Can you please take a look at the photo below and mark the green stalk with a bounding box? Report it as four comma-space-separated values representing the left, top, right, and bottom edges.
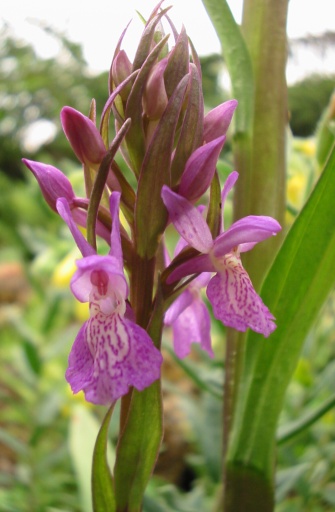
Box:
240, 0, 288, 288
223, 2, 289, 510
203, 1, 289, 510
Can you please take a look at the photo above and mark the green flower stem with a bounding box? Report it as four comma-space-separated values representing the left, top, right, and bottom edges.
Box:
203, 1, 289, 510
222, 2, 289, 510
240, 0, 289, 288
92, 404, 116, 512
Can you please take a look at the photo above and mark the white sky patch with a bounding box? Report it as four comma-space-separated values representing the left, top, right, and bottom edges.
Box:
20, 119, 57, 152
1, 0, 334, 79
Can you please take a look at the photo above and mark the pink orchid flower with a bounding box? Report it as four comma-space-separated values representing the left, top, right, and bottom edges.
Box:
56, 192, 162, 405
161, 172, 281, 337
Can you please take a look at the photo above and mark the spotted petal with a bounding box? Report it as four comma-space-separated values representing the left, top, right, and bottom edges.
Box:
206, 254, 276, 337
66, 313, 163, 405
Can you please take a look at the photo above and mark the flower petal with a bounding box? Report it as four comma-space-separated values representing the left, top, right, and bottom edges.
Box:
178, 136, 226, 202
167, 254, 214, 284
56, 198, 96, 258
70, 255, 127, 303
161, 186, 213, 253
66, 313, 162, 405
66, 322, 94, 394
206, 255, 276, 337
172, 295, 213, 358
221, 171, 239, 207
212, 215, 281, 258
165, 289, 194, 325
203, 99, 238, 143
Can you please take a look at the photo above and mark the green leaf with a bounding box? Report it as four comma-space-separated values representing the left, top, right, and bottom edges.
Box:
227, 144, 335, 477
92, 404, 116, 512
113, 382, 163, 511
277, 393, 335, 445
201, 0, 253, 135
69, 406, 103, 512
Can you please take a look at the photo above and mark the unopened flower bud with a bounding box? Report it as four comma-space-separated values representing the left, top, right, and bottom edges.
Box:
61, 107, 107, 166
178, 135, 226, 202
143, 58, 169, 120
111, 50, 133, 101
22, 159, 75, 212
203, 99, 238, 143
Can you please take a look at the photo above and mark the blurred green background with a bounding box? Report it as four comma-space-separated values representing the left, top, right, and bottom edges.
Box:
1, 25, 335, 512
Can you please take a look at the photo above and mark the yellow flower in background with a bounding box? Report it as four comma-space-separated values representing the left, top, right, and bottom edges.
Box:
52, 248, 89, 322
286, 136, 317, 224
52, 248, 80, 288
287, 171, 307, 209
293, 137, 316, 157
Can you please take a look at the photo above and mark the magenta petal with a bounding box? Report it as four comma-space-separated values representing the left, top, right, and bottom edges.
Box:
221, 171, 239, 211
66, 314, 162, 406
206, 257, 276, 337
203, 99, 238, 142
56, 198, 96, 258
66, 322, 94, 394
213, 215, 282, 258
172, 296, 213, 358
22, 159, 75, 212
161, 186, 213, 253
165, 289, 194, 325
167, 254, 214, 284
121, 319, 163, 392
178, 135, 226, 202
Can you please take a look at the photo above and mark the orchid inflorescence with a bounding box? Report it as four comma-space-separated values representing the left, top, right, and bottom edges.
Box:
23, 2, 281, 406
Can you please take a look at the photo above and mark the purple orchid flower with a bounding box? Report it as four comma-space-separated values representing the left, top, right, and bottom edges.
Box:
161, 172, 282, 337
164, 238, 213, 358
56, 192, 162, 405
165, 272, 213, 358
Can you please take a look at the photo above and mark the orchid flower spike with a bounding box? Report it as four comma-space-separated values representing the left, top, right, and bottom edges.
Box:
56, 193, 162, 405
161, 172, 282, 337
